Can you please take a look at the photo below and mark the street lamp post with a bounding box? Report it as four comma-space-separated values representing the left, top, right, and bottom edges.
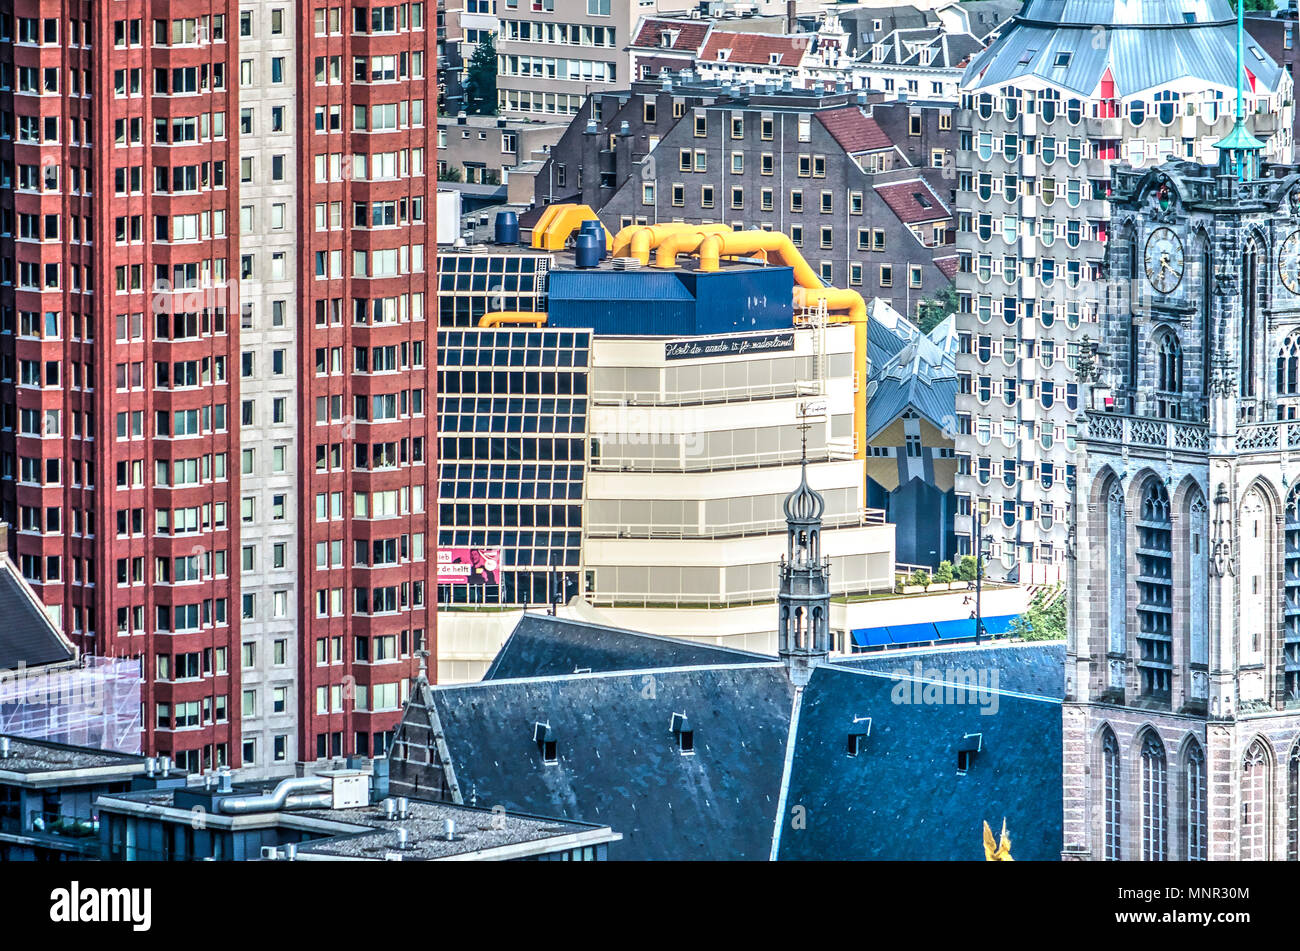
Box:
974, 506, 990, 645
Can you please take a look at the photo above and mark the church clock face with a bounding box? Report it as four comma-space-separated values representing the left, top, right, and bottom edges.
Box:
1144, 227, 1185, 294
1280, 231, 1300, 295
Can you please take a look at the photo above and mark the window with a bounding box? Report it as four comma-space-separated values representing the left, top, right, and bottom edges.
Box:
1242, 739, 1272, 860
1102, 728, 1121, 860
1139, 731, 1167, 861
1187, 740, 1207, 861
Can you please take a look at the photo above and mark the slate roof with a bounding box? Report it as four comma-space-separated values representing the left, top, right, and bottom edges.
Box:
483, 612, 772, 680
779, 661, 1063, 861
0, 559, 75, 671
836, 642, 1066, 699
963, 0, 1283, 98
817, 106, 895, 155
700, 31, 810, 67
957, 0, 1020, 40
390, 613, 1065, 860
630, 17, 711, 53
876, 178, 950, 225
867, 335, 958, 440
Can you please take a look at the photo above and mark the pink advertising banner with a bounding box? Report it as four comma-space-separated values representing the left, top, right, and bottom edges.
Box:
437, 548, 502, 585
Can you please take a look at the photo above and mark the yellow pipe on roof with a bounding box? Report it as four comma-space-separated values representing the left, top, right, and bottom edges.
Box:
653, 227, 738, 269
531, 204, 611, 251
529, 203, 569, 244
478, 311, 548, 328
623, 223, 731, 265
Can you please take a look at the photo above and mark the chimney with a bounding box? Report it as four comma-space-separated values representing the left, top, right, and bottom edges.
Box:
0, 522, 9, 561
787, 0, 797, 34
0, 737, 10, 760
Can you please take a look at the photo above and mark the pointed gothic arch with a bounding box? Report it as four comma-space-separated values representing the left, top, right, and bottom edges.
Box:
1180, 735, 1207, 861
1133, 475, 1173, 699
1100, 724, 1122, 860
1137, 728, 1168, 860
1242, 736, 1274, 860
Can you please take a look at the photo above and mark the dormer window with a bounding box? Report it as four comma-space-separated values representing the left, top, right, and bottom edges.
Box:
846, 717, 871, 755
717, 48, 731, 62
534, 721, 557, 764
659, 30, 678, 48
769, 53, 781, 66
1053, 52, 1071, 69
670, 712, 694, 754
957, 733, 983, 774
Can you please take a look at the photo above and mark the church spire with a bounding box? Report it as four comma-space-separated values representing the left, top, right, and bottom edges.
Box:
777, 428, 830, 686
1214, 0, 1265, 180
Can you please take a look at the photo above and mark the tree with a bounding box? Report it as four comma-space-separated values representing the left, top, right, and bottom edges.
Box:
934, 560, 955, 585
464, 34, 499, 116
437, 166, 463, 183
908, 568, 932, 591
1009, 583, 1067, 641
1230, 0, 1276, 12
916, 283, 958, 334
957, 554, 981, 582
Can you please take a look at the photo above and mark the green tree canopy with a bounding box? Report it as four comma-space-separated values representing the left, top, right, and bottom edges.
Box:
464, 34, 499, 116
1009, 583, 1067, 641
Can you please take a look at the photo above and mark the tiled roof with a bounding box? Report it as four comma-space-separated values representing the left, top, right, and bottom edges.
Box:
699, 31, 808, 67
876, 178, 950, 224
935, 255, 959, 280
816, 106, 894, 154
630, 17, 710, 53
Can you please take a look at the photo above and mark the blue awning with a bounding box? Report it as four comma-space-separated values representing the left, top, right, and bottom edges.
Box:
888, 622, 940, 645
851, 626, 893, 647
934, 618, 975, 640
852, 613, 1026, 648
981, 614, 1022, 636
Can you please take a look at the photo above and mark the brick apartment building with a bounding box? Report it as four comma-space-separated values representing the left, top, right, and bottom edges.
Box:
536, 79, 956, 319
0, 1, 432, 778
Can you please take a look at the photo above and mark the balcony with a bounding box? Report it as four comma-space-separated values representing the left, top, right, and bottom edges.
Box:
1083, 412, 1209, 453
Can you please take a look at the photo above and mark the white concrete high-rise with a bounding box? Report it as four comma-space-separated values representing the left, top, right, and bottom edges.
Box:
951, 0, 1293, 582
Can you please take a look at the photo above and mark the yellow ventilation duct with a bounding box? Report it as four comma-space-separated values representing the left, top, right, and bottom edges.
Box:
530, 204, 611, 252
479, 311, 548, 328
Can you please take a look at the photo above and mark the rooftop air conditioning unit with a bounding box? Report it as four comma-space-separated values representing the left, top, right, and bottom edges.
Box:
260, 846, 284, 860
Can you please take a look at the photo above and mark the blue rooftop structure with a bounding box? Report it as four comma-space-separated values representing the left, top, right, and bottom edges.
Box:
545, 264, 794, 336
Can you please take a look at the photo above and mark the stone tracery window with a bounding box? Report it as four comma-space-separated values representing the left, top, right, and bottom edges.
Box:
1140, 730, 1168, 860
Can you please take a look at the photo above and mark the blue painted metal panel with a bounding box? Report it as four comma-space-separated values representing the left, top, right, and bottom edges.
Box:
545, 265, 793, 337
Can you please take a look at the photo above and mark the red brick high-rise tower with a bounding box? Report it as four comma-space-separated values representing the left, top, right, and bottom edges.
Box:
0, 1, 433, 777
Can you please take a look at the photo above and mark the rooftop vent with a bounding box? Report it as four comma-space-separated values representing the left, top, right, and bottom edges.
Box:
396, 828, 411, 850
0, 737, 9, 760
396, 797, 409, 819
443, 818, 457, 841
609, 257, 643, 270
